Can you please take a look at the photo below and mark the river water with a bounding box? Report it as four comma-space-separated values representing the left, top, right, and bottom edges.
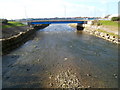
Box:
2, 24, 118, 88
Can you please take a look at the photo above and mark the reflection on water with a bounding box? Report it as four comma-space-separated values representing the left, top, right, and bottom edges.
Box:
3, 24, 118, 88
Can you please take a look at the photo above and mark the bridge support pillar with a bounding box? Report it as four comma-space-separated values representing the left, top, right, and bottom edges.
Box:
77, 23, 84, 31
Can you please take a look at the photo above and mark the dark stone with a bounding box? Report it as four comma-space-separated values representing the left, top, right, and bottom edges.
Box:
26, 68, 30, 71
6, 77, 10, 79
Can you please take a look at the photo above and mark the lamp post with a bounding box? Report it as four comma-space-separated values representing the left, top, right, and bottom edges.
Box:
24, 6, 28, 21
64, 5, 66, 19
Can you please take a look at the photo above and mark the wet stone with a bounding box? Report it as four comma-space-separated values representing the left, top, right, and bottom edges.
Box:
88, 86, 91, 88
38, 59, 40, 62
6, 77, 10, 79
115, 76, 117, 79
86, 74, 91, 76
113, 74, 117, 76
26, 68, 30, 71
49, 75, 53, 79
113, 74, 117, 78
33, 45, 37, 48
64, 58, 68, 61
69, 45, 72, 47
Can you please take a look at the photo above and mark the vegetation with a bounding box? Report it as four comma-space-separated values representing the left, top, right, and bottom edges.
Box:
99, 20, 119, 27
2, 21, 26, 28
2, 19, 8, 24
111, 17, 120, 21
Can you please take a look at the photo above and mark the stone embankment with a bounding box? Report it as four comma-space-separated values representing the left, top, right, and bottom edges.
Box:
84, 25, 120, 44
69, 23, 120, 44
1, 24, 49, 55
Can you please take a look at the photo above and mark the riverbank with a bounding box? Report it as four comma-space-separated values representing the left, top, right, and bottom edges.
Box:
1, 21, 27, 39
69, 23, 120, 44
1, 22, 49, 55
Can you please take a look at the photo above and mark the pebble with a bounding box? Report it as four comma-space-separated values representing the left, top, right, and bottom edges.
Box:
114, 74, 117, 78
81, 86, 84, 88
88, 86, 91, 88
70, 46, 72, 47
26, 68, 30, 71
64, 58, 68, 61
38, 59, 40, 62
113, 74, 117, 76
49, 83, 53, 87
6, 77, 10, 79
65, 72, 68, 77
62, 84, 67, 88
34, 45, 37, 48
86, 74, 91, 76
115, 76, 117, 78
49, 76, 52, 79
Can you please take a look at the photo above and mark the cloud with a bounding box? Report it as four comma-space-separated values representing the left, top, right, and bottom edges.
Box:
0, 0, 118, 19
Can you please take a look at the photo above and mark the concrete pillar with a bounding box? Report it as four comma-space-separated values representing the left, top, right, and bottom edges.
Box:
77, 23, 84, 31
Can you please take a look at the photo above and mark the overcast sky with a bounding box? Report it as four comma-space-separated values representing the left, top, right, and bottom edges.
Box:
0, 0, 119, 19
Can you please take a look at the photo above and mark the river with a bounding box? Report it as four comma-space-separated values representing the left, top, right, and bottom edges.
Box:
2, 24, 118, 88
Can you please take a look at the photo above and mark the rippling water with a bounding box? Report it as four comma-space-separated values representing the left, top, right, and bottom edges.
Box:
2, 24, 119, 88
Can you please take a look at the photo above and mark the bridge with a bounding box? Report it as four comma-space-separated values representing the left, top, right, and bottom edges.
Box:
26, 18, 96, 30
27, 18, 96, 25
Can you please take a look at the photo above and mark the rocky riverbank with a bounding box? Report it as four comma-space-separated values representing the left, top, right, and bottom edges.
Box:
69, 24, 120, 44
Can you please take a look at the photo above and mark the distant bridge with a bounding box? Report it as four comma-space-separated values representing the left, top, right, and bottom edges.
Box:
27, 18, 96, 25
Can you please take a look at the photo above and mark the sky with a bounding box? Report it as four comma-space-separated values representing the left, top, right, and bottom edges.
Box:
0, 0, 119, 19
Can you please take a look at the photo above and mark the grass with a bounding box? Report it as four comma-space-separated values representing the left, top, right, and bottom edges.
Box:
99, 20, 120, 27
97, 29, 120, 38
2, 21, 26, 28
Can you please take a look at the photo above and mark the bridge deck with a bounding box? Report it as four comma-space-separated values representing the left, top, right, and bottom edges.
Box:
29, 21, 88, 24
27, 18, 95, 25
28, 20, 93, 22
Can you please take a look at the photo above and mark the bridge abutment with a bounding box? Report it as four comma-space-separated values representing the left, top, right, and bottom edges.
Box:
77, 23, 84, 31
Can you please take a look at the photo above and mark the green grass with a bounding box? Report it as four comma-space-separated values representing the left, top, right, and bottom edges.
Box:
97, 29, 120, 38
2, 21, 26, 28
99, 20, 119, 27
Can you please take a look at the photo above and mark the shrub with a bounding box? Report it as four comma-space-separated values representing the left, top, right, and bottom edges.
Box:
111, 17, 120, 21
2, 19, 8, 24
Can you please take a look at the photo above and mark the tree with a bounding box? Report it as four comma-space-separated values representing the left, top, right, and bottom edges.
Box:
2, 19, 8, 24
111, 17, 120, 21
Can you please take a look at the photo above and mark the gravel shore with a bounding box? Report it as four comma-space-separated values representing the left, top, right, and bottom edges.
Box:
49, 69, 83, 88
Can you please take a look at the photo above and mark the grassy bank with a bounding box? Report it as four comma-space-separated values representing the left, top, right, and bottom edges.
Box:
2, 21, 26, 28
99, 20, 119, 27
